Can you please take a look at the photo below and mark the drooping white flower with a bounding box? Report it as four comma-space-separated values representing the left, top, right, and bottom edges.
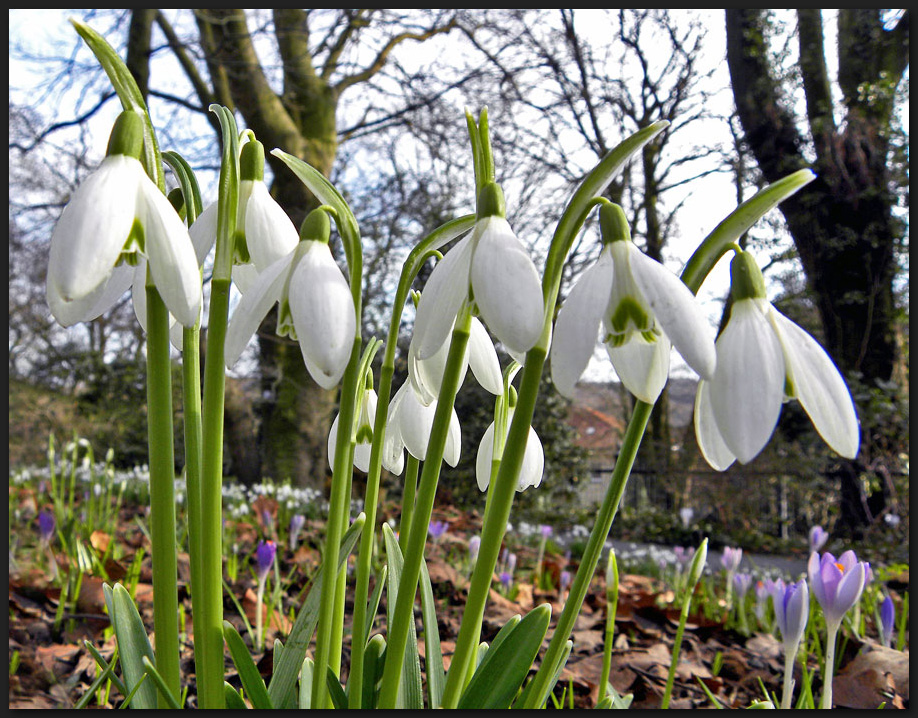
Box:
551, 203, 716, 404
382, 381, 462, 475
694, 250, 859, 470
328, 388, 378, 473
224, 208, 356, 390
189, 139, 299, 292
411, 182, 544, 362
408, 314, 503, 406
46, 111, 202, 329
476, 406, 544, 493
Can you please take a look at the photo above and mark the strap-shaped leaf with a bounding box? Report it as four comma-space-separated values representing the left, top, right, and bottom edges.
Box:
382, 523, 424, 709
361, 634, 387, 710
325, 666, 349, 710
83, 640, 127, 697
266, 513, 365, 707
223, 620, 273, 710
104, 583, 158, 709
419, 557, 445, 709
513, 638, 573, 709
298, 657, 314, 709
141, 656, 182, 709
74, 644, 119, 709
364, 564, 388, 642
223, 682, 248, 710
458, 603, 552, 710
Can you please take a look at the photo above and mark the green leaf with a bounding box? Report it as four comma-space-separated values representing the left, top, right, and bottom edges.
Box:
141, 657, 183, 709
104, 583, 158, 709
298, 658, 317, 711
161, 151, 203, 225
266, 513, 365, 708
223, 682, 248, 710
382, 523, 424, 709
83, 640, 127, 697
361, 634, 387, 710
74, 644, 119, 710
364, 564, 388, 642
325, 666, 349, 710
458, 603, 552, 710
223, 621, 273, 710
513, 638, 573, 709
419, 557, 445, 709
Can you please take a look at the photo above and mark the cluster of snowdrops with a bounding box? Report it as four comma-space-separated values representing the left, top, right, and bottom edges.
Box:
42, 20, 869, 709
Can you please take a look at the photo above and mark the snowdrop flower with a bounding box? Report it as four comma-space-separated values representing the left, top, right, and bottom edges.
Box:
679, 507, 694, 528
190, 139, 298, 292
476, 405, 544, 493
224, 207, 356, 389
47, 110, 202, 329
694, 249, 860, 471
408, 313, 503, 406
382, 381, 462, 475
327, 388, 378, 473
551, 203, 716, 404
411, 182, 544, 362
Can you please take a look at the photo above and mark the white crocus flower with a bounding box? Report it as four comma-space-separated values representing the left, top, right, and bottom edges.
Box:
224, 209, 356, 390
409, 315, 503, 406
411, 182, 544, 362
46, 112, 202, 329
694, 250, 859, 470
328, 388, 378, 473
382, 382, 462, 475
476, 407, 544, 493
551, 203, 716, 404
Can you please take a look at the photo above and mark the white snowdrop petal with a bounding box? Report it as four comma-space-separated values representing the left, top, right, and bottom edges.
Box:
768, 308, 860, 458
189, 202, 218, 266
605, 332, 671, 405
475, 422, 497, 492
224, 251, 292, 367
467, 318, 503, 396
138, 181, 203, 327
398, 391, 438, 461
628, 243, 716, 379
693, 379, 737, 471
470, 217, 544, 355
711, 299, 785, 464
412, 234, 475, 360
444, 409, 462, 468
517, 427, 545, 491
550, 249, 614, 398
48, 155, 141, 303
244, 182, 300, 270
288, 242, 356, 390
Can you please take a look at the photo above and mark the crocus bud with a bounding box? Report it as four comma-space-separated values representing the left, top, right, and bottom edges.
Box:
289, 514, 306, 551
771, 578, 809, 652
808, 525, 828, 553
688, 538, 708, 588
468, 535, 481, 564
879, 595, 895, 648
38, 511, 56, 543
255, 539, 276, 582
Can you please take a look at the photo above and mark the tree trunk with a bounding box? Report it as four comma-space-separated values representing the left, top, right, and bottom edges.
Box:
724, 9, 908, 534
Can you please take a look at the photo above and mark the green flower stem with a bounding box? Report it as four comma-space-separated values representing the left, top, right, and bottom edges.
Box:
144, 279, 181, 707
398, 456, 420, 555
311, 337, 362, 710
519, 400, 653, 709
180, 325, 206, 693
376, 311, 473, 709
661, 577, 695, 709
780, 650, 796, 710
347, 217, 474, 708
820, 623, 839, 709
198, 276, 232, 709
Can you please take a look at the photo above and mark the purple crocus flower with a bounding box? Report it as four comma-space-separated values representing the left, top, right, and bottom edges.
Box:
255, 539, 277, 582
879, 595, 895, 648
38, 511, 56, 543
428, 519, 449, 540
560, 570, 572, 593
720, 546, 742, 573
771, 578, 809, 650
808, 525, 828, 553
733, 572, 753, 599
808, 550, 868, 628
539, 524, 553, 539
499, 571, 513, 591
507, 552, 517, 575
289, 513, 306, 550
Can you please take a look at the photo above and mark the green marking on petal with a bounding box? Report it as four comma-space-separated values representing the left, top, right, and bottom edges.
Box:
783, 374, 796, 401
609, 295, 651, 335
276, 300, 296, 340
118, 218, 145, 266
233, 230, 251, 264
